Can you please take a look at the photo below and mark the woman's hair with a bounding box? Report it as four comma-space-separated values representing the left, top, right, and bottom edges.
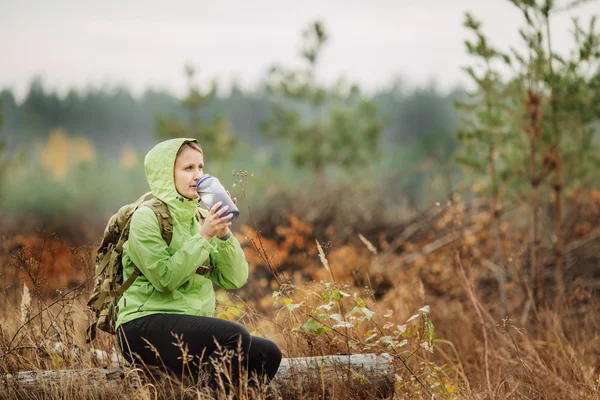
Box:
176, 140, 203, 157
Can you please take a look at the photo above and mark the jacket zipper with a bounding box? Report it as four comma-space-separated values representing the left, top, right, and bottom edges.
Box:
137, 288, 155, 311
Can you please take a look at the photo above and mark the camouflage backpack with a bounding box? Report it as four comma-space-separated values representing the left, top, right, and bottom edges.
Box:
86, 192, 210, 342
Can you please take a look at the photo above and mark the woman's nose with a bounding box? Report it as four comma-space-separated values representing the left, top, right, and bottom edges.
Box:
194, 171, 203, 181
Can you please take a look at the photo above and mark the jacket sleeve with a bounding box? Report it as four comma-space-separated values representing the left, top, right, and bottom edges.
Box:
207, 234, 249, 289
124, 206, 215, 292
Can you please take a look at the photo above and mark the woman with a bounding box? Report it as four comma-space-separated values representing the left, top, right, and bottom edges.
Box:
116, 138, 281, 388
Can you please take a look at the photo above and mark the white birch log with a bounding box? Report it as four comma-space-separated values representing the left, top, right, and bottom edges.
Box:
2, 353, 394, 391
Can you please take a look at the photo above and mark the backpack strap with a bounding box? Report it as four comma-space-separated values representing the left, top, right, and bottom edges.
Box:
116, 201, 212, 297
196, 206, 209, 222
117, 268, 141, 296
110, 199, 173, 302
144, 199, 174, 245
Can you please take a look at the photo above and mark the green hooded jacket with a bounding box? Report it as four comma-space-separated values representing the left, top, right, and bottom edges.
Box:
115, 138, 248, 329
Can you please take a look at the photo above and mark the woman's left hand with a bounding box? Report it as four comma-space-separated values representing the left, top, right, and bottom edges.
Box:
216, 190, 237, 239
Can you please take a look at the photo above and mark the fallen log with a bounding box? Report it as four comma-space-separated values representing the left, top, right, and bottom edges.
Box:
2, 353, 393, 393
275, 353, 393, 387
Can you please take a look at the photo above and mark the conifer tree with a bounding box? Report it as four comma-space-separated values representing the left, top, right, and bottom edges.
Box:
458, 0, 600, 307
262, 21, 382, 184
155, 64, 236, 161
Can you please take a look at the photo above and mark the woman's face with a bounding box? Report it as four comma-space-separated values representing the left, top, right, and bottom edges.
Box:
174, 146, 204, 199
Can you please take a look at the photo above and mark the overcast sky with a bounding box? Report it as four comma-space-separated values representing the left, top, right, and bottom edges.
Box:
1, 0, 598, 100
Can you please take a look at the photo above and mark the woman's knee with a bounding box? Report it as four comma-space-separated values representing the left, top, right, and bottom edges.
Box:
249, 337, 282, 381
265, 339, 282, 363
223, 321, 252, 351
255, 337, 282, 365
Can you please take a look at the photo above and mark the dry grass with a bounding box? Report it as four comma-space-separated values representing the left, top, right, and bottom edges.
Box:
2, 188, 600, 399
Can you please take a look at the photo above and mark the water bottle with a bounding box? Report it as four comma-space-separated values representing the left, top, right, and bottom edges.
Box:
196, 175, 239, 223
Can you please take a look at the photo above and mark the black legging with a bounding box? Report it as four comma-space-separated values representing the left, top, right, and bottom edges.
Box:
117, 314, 282, 388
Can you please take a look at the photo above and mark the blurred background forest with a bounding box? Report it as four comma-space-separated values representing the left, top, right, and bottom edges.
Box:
1, 0, 600, 398
0, 15, 468, 293
0, 69, 463, 220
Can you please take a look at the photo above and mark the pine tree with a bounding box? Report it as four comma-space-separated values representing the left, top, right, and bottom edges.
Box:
459, 0, 600, 308
262, 21, 382, 184
154, 64, 236, 161
0, 104, 6, 205
455, 12, 514, 315
509, 0, 600, 305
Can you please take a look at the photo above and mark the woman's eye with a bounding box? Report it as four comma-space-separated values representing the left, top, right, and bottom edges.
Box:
185, 166, 192, 171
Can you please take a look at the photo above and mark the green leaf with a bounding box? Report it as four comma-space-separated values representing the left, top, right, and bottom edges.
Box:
330, 313, 344, 323
378, 336, 394, 345
420, 342, 434, 353
356, 297, 366, 308
303, 319, 326, 335
333, 289, 350, 301
361, 307, 375, 320
346, 306, 360, 318
329, 314, 354, 328
284, 298, 303, 311
425, 319, 435, 346
332, 321, 354, 329
406, 313, 420, 323
317, 301, 336, 311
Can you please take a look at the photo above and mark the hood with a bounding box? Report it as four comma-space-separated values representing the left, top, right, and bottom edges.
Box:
144, 138, 199, 221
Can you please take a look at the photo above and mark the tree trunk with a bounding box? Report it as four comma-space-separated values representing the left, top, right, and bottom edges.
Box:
486, 94, 506, 316
1, 353, 394, 393
553, 150, 565, 306
545, 14, 565, 307
527, 90, 543, 306
314, 162, 326, 189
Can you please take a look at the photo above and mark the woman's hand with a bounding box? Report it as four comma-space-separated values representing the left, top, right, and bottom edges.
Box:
199, 201, 234, 242
215, 190, 237, 239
